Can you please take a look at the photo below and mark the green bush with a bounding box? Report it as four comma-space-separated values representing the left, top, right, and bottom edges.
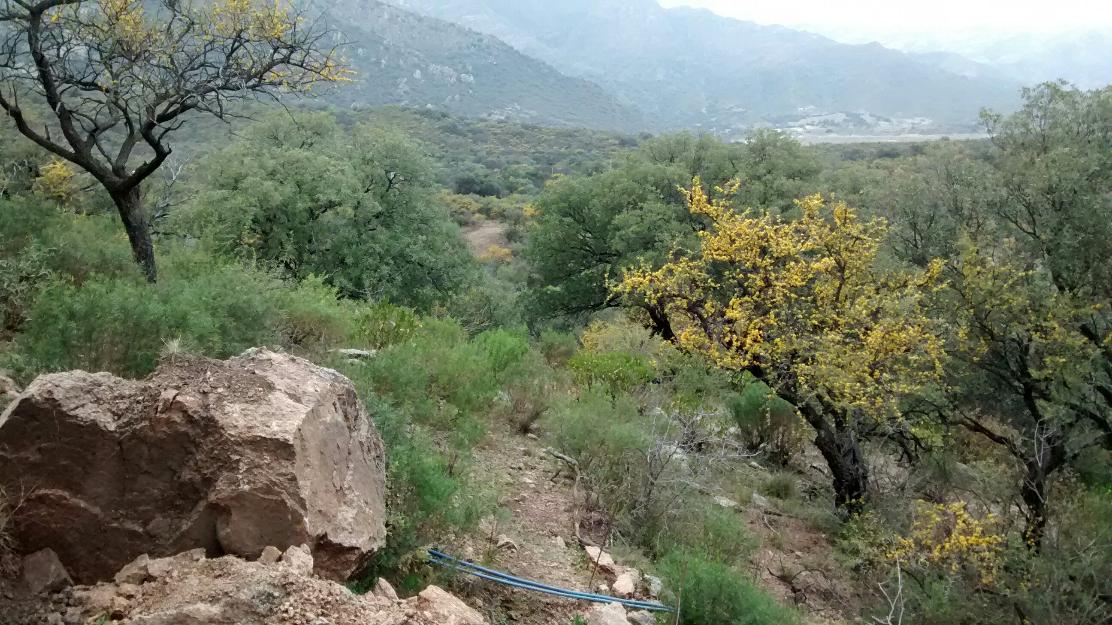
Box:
360, 319, 501, 438
727, 383, 806, 466
761, 472, 799, 501
655, 503, 757, 565
343, 391, 495, 593
658, 550, 801, 625
348, 301, 422, 350
538, 329, 578, 366
567, 351, 655, 394
14, 249, 287, 378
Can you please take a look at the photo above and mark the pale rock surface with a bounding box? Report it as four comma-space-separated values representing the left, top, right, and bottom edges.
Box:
584, 546, 618, 576
413, 585, 485, 625
279, 545, 315, 577
612, 569, 641, 598
373, 577, 400, 601
0, 349, 387, 583
585, 602, 632, 625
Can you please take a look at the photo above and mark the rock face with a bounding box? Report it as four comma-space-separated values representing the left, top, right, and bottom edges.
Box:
0, 349, 387, 583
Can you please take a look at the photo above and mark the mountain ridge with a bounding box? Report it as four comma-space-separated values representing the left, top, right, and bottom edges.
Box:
385, 0, 1022, 133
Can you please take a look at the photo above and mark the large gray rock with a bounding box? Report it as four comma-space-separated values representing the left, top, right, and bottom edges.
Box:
0, 349, 387, 584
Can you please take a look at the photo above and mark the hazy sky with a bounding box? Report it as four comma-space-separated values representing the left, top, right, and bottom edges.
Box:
660, 0, 1112, 47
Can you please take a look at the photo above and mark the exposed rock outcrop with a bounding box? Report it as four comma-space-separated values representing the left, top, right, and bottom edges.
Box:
0, 349, 387, 583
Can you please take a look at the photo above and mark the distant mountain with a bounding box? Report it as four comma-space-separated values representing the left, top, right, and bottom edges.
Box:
315, 0, 643, 131
386, 0, 1022, 133
953, 31, 1112, 89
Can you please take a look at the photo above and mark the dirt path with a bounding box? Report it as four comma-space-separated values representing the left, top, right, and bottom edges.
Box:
456, 430, 595, 625
462, 221, 510, 257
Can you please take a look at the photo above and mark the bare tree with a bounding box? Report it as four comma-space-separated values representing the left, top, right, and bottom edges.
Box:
0, 0, 349, 281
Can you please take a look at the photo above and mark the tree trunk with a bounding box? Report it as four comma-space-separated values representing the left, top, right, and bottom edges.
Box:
806, 408, 869, 513
111, 186, 157, 283
1020, 465, 1049, 550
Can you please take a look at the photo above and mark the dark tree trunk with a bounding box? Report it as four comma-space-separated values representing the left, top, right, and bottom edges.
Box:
1020, 465, 1049, 550
111, 186, 157, 283
1020, 435, 1066, 551
804, 406, 869, 513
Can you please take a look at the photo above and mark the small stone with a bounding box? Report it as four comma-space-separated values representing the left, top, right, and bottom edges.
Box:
596, 583, 610, 594
109, 596, 130, 620
280, 544, 315, 577
585, 601, 629, 625
628, 610, 656, 625
373, 577, 400, 602
117, 583, 140, 599
584, 546, 617, 575
62, 606, 83, 625
258, 546, 283, 565
496, 535, 518, 552
21, 549, 73, 595
613, 569, 640, 598
526, 433, 539, 441
114, 554, 152, 585
331, 348, 378, 359
644, 575, 663, 598
554, 536, 567, 550
751, 492, 772, 508
714, 495, 740, 510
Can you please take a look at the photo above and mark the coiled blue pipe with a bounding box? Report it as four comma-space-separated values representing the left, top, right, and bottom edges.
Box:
427, 548, 675, 613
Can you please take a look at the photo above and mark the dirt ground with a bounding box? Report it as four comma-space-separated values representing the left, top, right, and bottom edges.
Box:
447, 428, 869, 625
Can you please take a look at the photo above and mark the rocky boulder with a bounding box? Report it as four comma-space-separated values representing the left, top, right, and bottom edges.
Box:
0, 349, 387, 583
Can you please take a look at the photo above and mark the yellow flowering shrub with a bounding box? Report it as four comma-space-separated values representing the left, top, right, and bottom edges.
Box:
889, 501, 1005, 586
33, 159, 79, 205
478, 244, 514, 264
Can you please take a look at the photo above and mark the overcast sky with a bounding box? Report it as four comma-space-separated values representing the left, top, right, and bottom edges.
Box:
659, 0, 1112, 47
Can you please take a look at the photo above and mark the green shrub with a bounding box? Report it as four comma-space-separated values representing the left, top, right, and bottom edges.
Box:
538, 329, 578, 366
15, 250, 286, 378
348, 301, 422, 350
344, 391, 495, 593
761, 472, 799, 500
727, 383, 806, 466
567, 351, 655, 394
655, 503, 757, 565
275, 276, 355, 350
658, 550, 801, 625
360, 319, 500, 438
473, 328, 530, 378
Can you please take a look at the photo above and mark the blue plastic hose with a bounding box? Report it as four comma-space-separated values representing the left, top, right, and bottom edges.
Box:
427, 548, 675, 613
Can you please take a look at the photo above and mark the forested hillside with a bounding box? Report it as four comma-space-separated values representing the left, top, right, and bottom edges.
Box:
317, 0, 642, 130
0, 2, 1108, 625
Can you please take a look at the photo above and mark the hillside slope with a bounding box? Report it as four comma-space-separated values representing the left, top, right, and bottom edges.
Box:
319, 0, 643, 131
387, 0, 1021, 132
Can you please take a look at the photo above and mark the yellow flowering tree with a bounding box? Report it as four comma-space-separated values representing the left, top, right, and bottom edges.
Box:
615, 179, 945, 510
0, 0, 351, 281
888, 501, 1005, 587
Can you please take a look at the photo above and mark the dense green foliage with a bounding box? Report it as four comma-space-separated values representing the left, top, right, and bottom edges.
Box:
176, 113, 475, 310
2, 81, 1109, 625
